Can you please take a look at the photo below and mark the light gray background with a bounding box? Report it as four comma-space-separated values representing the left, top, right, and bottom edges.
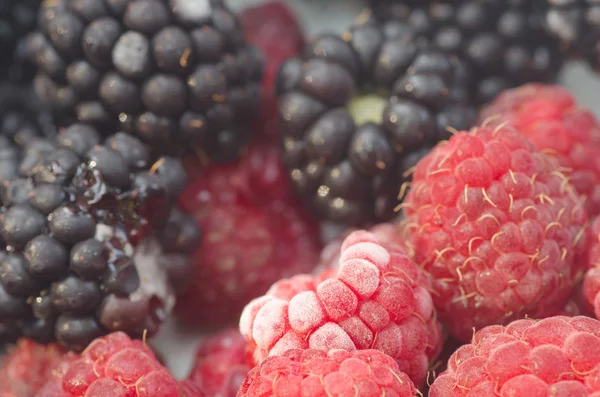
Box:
151, 0, 600, 378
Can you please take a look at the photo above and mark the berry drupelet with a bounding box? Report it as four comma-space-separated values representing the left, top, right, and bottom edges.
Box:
369, 0, 562, 104
0, 124, 200, 351
28, 0, 263, 162
277, 13, 477, 225
0, 0, 39, 83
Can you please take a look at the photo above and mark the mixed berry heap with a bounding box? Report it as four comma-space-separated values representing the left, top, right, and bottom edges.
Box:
0, 0, 39, 83
401, 122, 589, 341
370, 0, 562, 104
28, 0, 263, 162
277, 12, 477, 225
0, 123, 199, 351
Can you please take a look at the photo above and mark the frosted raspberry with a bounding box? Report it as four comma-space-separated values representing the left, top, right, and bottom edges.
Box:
0, 339, 75, 397
430, 316, 600, 397
480, 83, 600, 216
240, 230, 442, 387
177, 141, 322, 326
35, 332, 195, 397
238, 349, 416, 397
401, 123, 589, 341
187, 328, 252, 397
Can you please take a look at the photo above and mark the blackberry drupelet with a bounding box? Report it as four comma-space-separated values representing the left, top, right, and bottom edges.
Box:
29, 0, 263, 162
277, 14, 477, 226
369, 0, 562, 104
0, 0, 39, 83
545, 1, 600, 70
0, 124, 200, 351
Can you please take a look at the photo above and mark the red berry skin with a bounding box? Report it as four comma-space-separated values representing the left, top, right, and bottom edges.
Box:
241, 2, 304, 136
35, 332, 194, 397
429, 316, 600, 397
0, 339, 74, 397
401, 124, 589, 342
480, 83, 600, 217
187, 328, 253, 397
176, 141, 322, 326
237, 349, 416, 397
240, 230, 442, 388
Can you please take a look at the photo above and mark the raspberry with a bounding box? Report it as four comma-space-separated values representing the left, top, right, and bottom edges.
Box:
582, 216, 600, 319
0, 339, 74, 397
241, 1, 304, 136
35, 332, 195, 397
176, 141, 322, 326
429, 316, 600, 397
401, 123, 589, 342
237, 349, 417, 397
239, 230, 443, 387
187, 328, 252, 397
479, 83, 600, 216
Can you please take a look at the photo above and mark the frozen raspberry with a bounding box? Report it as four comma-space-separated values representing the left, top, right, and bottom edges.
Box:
239, 230, 443, 387
0, 339, 74, 397
176, 141, 322, 326
241, 1, 304, 136
187, 328, 252, 397
401, 123, 589, 342
238, 348, 416, 397
429, 316, 600, 397
479, 83, 600, 216
35, 332, 194, 397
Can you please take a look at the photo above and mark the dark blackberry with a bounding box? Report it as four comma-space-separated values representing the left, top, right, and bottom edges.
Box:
28, 0, 263, 163
277, 15, 477, 226
0, 124, 200, 351
545, 1, 600, 70
369, 0, 562, 104
0, 0, 39, 83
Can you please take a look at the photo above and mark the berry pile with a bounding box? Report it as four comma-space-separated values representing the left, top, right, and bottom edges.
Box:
5, 1, 600, 397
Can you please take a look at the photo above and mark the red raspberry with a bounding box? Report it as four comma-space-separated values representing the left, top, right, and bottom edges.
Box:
401, 124, 589, 342
479, 83, 600, 216
581, 216, 600, 319
241, 2, 304, 136
429, 316, 600, 397
187, 328, 252, 397
239, 230, 443, 387
238, 349, 416, 397
35, 332, 194, 397
0, 339, 74, 397
176, 141, 322, 326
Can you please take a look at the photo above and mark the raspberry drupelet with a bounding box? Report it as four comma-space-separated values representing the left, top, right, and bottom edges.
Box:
430, 316, 600, 397
238, 349, 417, 397
240, 229, 443, 387
401, 123, 589, 342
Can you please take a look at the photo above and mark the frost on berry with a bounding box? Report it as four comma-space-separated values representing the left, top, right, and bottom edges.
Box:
430, 316, 600, 397
237, 349, 416, 397
402, 124, 589, 341
239, 230, 442, 387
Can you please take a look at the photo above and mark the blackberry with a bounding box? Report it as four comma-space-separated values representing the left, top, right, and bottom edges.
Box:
0, 0, 39, 83
369, 0, 562, 104
28, 0, 263, 162
277, 14, 477, 226
0, 124, 200, 351
545, 1, 600, 70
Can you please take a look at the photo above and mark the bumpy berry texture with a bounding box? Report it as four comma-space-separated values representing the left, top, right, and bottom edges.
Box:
0, 339, 75, 397
187, 328, 252, 397
240, 230, 443, 387
238, 349, 417, 397
0, 0, 39, 83
241, 1, 304, 136
401, 124, 589, 342
430, 316, 600, 397
176, 141, 321, 326
0, 123, 200, 350
370, 0, 563, 104
277, 10, 477, 225
480, 83, 600, 217
28, 0, 263, 162
35, 332, 198, 397
582, 216, 600, 320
